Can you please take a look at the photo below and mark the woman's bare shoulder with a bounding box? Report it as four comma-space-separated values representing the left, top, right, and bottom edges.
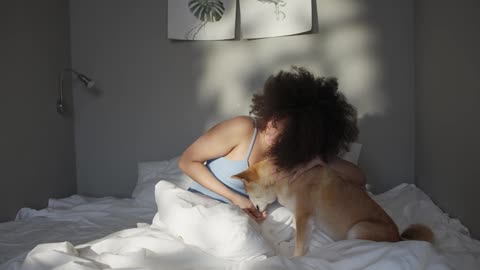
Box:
209, 116, 255, 136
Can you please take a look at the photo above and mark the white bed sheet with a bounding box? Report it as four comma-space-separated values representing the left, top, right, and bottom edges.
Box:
17, 182, 480, 270
0, 195, 156, 270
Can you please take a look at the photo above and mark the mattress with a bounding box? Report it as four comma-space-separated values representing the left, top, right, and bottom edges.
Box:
13, 181, 480, 270
0, 195, 156, 270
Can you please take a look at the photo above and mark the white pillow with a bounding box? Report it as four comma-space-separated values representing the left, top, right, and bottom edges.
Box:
137, 156, 181, 184
339, 142, 362, 165
132, 156, 193, 206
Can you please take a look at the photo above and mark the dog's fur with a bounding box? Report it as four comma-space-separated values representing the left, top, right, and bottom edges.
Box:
232, 159, 434, 256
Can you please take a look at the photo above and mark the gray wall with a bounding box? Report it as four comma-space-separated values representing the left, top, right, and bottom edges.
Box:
70, 0, 415, 197
0, 1, 77, 221
416, 0, 480, 238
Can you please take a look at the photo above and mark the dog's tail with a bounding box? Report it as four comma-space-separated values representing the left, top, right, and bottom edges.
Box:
400, 224, 434, 243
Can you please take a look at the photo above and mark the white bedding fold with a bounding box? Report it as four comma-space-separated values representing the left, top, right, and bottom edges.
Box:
17, 181, 480, 270
0, 196, 156, 270
153, 181, 274, 261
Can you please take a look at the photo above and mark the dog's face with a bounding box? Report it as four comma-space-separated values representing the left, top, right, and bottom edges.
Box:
232, 160, 278, 212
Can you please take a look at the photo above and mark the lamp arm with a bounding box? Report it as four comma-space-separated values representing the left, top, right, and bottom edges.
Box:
57, 68, 92, 114
57, 69, 67, 114
63, 68, 81, 76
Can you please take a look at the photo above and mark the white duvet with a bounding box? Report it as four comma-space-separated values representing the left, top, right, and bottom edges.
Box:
20, 181, 480, 270
0, 196, 156, 270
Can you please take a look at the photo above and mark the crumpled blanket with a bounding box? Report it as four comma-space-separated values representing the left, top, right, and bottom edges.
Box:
19, 181, 480, 270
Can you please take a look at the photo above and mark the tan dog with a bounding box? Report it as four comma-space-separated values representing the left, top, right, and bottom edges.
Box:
232, 159, 433, 256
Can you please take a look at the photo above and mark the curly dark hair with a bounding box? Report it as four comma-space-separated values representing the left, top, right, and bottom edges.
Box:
250, 66, 359, 170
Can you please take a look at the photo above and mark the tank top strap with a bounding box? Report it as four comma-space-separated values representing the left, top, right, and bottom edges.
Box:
245, 118, 257, 161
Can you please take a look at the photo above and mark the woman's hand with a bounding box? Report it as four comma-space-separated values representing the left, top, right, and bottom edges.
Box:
231, 195, 267, 223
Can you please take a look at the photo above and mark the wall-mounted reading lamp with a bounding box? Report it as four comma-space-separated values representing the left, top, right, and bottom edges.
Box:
57, 68, 95, 114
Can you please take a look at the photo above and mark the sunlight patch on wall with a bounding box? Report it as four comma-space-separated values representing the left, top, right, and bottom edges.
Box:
316, 0, 366, 26
196, 0, 387, 130
321, 23, 386, 117
197, 37, 328, 130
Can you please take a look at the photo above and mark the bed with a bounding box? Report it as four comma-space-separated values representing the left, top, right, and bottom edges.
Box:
2, 155, 480, 270
0, 195, 157, 270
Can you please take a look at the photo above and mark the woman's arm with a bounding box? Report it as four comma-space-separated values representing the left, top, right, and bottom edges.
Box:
178, 116, 266, 221
327, 157, 366, 187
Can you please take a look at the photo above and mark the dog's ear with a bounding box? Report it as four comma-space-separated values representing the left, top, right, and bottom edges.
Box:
231, 171, 249, 182
232, 169, 257, 183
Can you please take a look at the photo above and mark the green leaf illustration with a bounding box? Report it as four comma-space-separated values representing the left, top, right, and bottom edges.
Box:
188, 0, 225, 22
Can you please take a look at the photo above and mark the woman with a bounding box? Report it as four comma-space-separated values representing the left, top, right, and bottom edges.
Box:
178, 67, 365, 222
